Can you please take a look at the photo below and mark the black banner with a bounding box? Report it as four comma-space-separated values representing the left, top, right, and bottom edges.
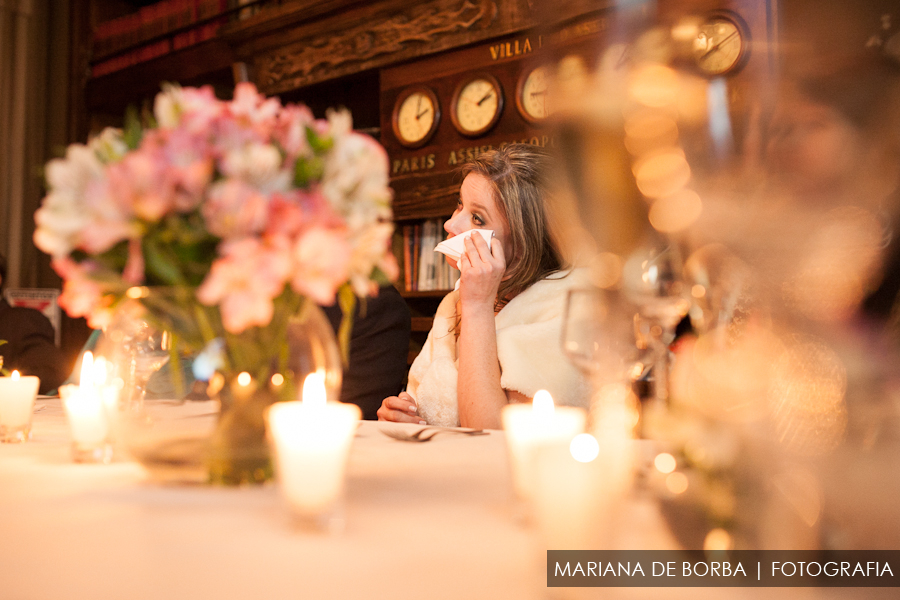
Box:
547, 550, 900, 587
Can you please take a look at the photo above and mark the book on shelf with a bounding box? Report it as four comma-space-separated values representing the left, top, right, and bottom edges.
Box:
399, 218, 459, 293
91, 0, 228, 78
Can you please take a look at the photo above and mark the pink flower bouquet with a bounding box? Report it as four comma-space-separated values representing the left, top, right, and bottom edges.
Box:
34, 83, 397, 483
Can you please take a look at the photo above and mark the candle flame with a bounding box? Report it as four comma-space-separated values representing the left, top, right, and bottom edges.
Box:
80, 351, 94, 388
11, 370, 20, 380
532, 389, 555, 419
302, 370, 327, 407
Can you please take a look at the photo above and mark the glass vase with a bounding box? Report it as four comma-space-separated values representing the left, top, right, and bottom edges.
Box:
205, 300, 343, 485
104, 295, 342, 485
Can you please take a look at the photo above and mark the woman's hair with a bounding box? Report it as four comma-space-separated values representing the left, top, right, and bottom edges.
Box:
460, 144, 565, 305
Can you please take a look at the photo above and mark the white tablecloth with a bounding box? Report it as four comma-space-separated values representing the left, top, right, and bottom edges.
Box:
2, 400, 890, 600
0, 400, 558, 600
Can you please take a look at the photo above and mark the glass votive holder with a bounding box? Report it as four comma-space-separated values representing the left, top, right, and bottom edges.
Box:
266, 400, 361, 533
60, 383, 114, 463
501, 395, 586, 516
533, 434, 633, 550
0, 373, 40, 443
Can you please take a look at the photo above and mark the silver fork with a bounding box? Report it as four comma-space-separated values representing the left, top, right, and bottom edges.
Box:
380, 426, 488, 442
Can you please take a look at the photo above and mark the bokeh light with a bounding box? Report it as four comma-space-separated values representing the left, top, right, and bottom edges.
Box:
570, 433, 600, 463
654, 452, 677, 473
633, 148, 691, 198
649, 188, 703, 232
704, 528, 733, 551
665, 471, 689, 494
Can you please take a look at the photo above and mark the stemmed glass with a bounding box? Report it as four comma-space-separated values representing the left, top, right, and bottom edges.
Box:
124, 320, 171, 409
98, 310, 171, 411
561, 287, 636, 385
621, 242, 691, 404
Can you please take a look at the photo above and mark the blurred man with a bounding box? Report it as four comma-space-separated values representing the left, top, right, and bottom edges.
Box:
0, 254, 68, 394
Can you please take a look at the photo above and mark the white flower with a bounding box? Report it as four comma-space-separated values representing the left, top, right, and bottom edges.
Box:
326, 108, 353, 137
154, 85, 182, 128
219, 143, 290, 192
346, 221, 395, 296
34, 144, 107, 257
45, 144, 105, 194
89, 127, 128, 163
322, 131, 393, 231
34, 194, 90, 257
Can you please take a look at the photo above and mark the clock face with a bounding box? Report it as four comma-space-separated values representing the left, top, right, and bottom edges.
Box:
451, 75, 504, 137
517, 65, 552, 123
691, 13, 749, 76
392, 87, 440, 148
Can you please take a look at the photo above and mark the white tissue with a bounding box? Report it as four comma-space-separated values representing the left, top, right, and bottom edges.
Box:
434, 229, 493, 260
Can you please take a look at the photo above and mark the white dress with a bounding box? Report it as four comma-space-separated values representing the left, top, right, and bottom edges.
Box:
406, 269, 593, 426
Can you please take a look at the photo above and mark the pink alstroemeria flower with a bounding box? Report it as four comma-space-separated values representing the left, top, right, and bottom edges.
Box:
203, 179, 270, 239
196, 236, 291, 334
229, 82, 281, 139
290, 227, 351, 305
52, 258, 112, 328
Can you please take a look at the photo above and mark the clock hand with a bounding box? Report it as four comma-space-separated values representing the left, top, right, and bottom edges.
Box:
477, 91, 494, 106
530, 90, 548, 97
416, 94, 422, 115
415, 108, 430, 119
701, 31, 738, 60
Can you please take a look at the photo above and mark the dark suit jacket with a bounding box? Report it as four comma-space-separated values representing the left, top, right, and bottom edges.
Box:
321, 286, 411, 420
0, 298, 69, 394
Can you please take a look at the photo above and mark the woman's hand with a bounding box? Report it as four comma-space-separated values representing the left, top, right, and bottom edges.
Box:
377, 391, 426, 423
458, 232, 505, 309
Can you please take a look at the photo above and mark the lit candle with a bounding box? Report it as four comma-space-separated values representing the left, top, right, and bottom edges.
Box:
60, 351, 113, 463
531, 434, 610, 549
501, 390, 587, 504
0, 370, 40, 443
266, 370, 361, 530
530, 385, 638, 548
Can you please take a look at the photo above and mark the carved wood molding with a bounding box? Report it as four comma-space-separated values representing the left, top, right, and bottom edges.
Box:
254, 0, 499, 95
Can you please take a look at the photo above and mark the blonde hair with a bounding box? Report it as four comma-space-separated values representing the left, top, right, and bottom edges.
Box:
460, 144, 565, 306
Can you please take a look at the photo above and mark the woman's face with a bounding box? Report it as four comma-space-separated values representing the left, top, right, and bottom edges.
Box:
443, 173, 511, 269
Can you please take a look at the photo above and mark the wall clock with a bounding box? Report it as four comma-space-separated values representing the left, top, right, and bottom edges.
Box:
450, 74, 504, 137
392, 86, 440, 148
691, 11, 750, 77
516, 65, 552, 123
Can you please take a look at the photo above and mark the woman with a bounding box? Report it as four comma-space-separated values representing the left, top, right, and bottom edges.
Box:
378, 144, 591, 428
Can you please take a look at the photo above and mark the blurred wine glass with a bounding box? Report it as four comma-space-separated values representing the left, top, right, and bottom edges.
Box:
98, 309, 171, 411
561, 287, 637, 384
126, 321, 171, 409
622, 242, 691, 403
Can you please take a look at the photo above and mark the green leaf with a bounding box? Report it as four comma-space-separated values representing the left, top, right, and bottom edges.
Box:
167, 331, 186, 398
370, 265, 395, 286
123, 105, 143, 150
305, 126, 333, 154
294, 156, 324, 188
143, 237, 187, 285
337, 284, 356, 368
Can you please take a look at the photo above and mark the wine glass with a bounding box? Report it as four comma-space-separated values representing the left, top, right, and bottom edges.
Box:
98, 309, 171, 411
561, 287, 637, 384
125, 320, 171, 409
621, 242, 691, 404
